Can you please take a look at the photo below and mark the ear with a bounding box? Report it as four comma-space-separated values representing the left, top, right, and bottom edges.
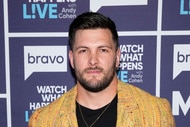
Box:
69, 50, 75, 69
116, 48, 120, 68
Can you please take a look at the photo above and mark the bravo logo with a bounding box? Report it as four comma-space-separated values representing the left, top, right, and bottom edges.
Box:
173, 44, 190, 79
90, 0, 148, 12
24, 46, 67, 80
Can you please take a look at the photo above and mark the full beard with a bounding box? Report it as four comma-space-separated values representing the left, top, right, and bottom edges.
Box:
75, 64, 116, 92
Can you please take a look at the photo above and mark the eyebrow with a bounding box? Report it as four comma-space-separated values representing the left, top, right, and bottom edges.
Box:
75, 46, 88, 51
75, 45, 113, 50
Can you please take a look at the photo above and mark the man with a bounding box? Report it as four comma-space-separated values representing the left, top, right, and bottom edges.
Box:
28, 12, 175, 127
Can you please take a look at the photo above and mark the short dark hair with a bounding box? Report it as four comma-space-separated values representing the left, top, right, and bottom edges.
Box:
68, 12, 119, 50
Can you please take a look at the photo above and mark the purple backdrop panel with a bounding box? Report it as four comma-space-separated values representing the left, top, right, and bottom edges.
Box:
98, 0, 158, 31
0, 99, 7, 126
8, 0, 89, 32
0, 0, 6, 93
161, 35, 190, 127
162, 0, 190, 30
9, 37, 75, 126
118, 36, 157, 95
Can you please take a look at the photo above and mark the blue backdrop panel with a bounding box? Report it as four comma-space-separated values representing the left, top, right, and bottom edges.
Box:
118, 36, 156, 95
99, 1, 158, 31
161, 36, 190, 127
8, 0, 89, 32
0, 0, 6, 93
0, 99, 7, 127
9, 37, 75, 126
162, 0, 190, 30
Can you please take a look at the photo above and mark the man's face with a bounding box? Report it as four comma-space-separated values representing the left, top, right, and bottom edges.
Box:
69, 28, 120, 92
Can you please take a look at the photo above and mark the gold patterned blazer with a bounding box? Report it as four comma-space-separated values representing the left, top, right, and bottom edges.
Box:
28, 80, 175, 127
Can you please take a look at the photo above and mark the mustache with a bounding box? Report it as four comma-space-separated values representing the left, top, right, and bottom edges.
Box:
84, 66, 104, 72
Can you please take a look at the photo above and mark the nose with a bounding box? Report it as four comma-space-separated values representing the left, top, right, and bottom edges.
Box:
88, 51, 98, 66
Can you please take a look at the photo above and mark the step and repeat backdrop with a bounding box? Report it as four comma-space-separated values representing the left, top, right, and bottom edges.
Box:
0, 0, 190, 127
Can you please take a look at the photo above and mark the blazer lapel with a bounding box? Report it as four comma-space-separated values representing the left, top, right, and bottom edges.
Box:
116, 81, 139, 127
59, 86, 78, 127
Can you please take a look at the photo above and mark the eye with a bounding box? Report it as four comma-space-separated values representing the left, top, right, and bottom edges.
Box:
78, 49, 87, 53
100, 48, 108, 53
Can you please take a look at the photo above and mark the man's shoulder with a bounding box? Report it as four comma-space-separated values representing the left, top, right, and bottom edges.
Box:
30, 86, 77, 117
117, 80, 175, 126
118, 80, 172, 114
118, 80, 168, 103
44, 86, 76, 105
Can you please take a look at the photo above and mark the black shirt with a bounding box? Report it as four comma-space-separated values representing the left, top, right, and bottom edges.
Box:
76, 95, 117, 127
